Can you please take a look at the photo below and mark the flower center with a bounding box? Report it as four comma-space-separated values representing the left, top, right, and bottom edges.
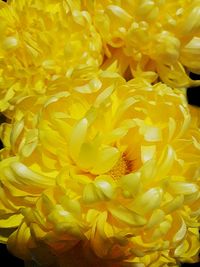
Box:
108, 154, 133, 179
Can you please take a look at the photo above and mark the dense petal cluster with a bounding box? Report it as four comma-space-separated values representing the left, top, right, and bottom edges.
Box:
0, 75, 199, 266
0, 0, 102, 114
0, 1, 200, 267
82, 0, 200, 87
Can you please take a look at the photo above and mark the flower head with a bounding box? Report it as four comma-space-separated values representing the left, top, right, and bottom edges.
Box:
0, 75, 199, 266
82, 0, 200, 87
0, 0, 102, 115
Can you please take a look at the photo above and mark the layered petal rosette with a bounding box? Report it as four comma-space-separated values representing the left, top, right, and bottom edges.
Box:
82, 0, 200, 87
0, 0, 102, 115
0, 75, 199, 266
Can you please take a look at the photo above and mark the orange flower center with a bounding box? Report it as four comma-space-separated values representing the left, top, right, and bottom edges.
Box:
108, 154, 133, 179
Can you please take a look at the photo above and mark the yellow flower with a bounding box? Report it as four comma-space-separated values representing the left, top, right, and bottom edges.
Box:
82, 0, 200, 87
0, 75, 199, 266
0, 0, 102, 115
189, 105, 200, 129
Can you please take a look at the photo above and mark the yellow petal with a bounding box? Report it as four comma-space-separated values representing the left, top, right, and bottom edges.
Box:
69, 118, 88, 161
120, 172, 141, 196
91, 147, 120, 174
156, 145, 175, 177
94, 175, 115, 199
162, 195, 184, 214
131, 188, 163, 215
141, 145, 156, 163
10, 162, 54, 188
109, 205, 147, 226
145, 209, 165, 229
78, 142, 97, 170
0, 213, 23, 228
83, 183, 100, 204
169, 182, 198, 195
173, 218, 187, 243
2, 36, 18, 50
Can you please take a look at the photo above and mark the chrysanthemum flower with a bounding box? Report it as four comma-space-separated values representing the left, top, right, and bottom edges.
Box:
0, 0, 102, 115
0, 75, 199, 266
189, 105, 200, 129
82, 0, 200, 87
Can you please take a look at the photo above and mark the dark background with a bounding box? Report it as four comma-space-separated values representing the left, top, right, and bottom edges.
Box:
0, 243, 199, 267
187, 73, 200, 107
0, 0, 200, 265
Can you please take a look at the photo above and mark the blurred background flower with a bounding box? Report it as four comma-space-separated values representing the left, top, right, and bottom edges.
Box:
82, 0, 200, 87
0, 0, 102, 116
